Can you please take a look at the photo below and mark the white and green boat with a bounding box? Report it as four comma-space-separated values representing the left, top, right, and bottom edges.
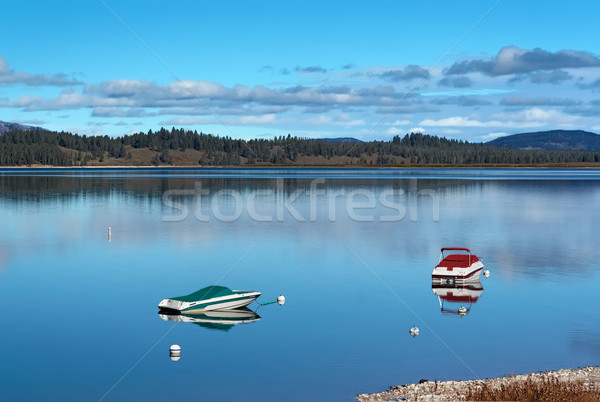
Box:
158, 285, 261, 313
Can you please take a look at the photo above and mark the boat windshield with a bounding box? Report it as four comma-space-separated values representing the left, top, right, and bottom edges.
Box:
169, 286, 233, 302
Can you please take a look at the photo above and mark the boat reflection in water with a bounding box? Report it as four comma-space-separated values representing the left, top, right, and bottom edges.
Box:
159, 307, 260, 331
432, 280, 483, 317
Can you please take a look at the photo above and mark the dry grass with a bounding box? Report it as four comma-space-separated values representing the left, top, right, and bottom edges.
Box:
52, 145, 600, 168
466, 375, 600, 401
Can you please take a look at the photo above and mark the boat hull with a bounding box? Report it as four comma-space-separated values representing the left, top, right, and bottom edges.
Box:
431, 261, 484, 284
158, 291, 261, 313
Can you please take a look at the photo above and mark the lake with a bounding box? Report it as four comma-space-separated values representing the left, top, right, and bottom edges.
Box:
1, 168, 599, 401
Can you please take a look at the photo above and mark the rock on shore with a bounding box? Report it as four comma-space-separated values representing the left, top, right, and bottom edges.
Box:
357, 366, 600, 401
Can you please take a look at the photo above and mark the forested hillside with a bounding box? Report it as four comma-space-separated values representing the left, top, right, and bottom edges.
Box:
0, 121, 43, 135
487, 130, 600, 150
1, 126, 600, 166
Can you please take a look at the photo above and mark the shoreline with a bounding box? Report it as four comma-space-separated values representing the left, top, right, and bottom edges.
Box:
356, 367, 600, 401
1, 163, 600, 169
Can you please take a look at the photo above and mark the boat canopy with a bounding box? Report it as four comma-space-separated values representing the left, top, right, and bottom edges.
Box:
169, 286, 234, 302
437, 254, 479, 268
441, 247, 471, 253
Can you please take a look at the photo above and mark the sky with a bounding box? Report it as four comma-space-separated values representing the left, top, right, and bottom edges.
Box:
1, 0, 599, 142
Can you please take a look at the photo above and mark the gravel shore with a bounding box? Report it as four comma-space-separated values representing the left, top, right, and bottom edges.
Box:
356, 366, 600, 401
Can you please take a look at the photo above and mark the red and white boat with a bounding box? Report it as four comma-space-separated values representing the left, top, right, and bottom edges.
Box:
432, 247, 484, 284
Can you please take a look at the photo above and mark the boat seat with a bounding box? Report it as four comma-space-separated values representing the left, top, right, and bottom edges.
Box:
436, 254, 479, 269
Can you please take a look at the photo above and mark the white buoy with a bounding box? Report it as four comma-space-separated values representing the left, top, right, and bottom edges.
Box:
409, 326, 419, 337
277, 295, 286, 306
170, 344, 181, 362
458, 306, 468, 316
483, 269, 490, 278
108, 226, 112, 242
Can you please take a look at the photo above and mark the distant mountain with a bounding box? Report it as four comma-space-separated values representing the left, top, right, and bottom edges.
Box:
318, 137, 362, 143
0, 121, 45, 135
487, 130, 600, 151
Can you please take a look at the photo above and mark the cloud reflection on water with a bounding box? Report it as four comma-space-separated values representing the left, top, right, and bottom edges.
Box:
0, 170, 599, 280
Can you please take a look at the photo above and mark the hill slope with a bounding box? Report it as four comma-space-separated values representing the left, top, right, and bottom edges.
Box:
0, 121, 44, 135
487, 130, 600, 150
319, 137, 362, 143
1, 124, 600, 166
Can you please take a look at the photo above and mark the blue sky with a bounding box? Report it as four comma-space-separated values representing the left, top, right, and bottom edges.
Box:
1, 1, 599, 142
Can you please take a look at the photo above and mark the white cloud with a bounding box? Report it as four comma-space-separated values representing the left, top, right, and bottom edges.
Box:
1, 47, 599, 140
492, 107, 579, 126
239, 114, 276, 124
500, 96, 579, 107
386, 127, 405, 135
422, 88, 512, 97
420, 109, 582, 131
420, 116, 486, 127
446, 46, 600, 76
13, 118, 46, 126
0, 95, 44, 107
0, 56, 81, 86
481, 132, 506, 141
379, 65, 430, 81
19, 78, 427, 114
439, 128, 460, 134
160, 117, 210, 126
306, 114, 365, 127
92, 107, 148, 117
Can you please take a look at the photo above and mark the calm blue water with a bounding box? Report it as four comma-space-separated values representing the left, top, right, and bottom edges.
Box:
1, 168, 599, 401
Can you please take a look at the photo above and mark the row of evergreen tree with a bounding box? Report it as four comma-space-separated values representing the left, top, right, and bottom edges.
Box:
1, 127, 599, 166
